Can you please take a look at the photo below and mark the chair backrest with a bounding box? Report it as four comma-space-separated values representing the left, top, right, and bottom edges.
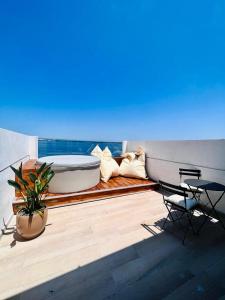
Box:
179, 168, 201, 180
159, 180, 188, 198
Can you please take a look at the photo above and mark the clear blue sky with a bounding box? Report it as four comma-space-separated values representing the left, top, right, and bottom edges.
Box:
0, 0, 225, 141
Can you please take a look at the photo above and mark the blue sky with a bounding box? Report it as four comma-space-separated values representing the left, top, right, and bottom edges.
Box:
0, 0, 225, 141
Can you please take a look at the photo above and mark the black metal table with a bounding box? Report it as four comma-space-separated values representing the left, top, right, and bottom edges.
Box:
184, 179, 225, 232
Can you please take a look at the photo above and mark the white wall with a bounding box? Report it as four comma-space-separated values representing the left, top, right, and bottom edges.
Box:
0, 129, 38, 232
126, 140, 225, 213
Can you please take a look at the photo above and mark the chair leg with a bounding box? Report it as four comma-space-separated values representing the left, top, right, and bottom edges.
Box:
164, 203, 186, 232
187, 211, 196, 235
182, 226, 190, 245
182, 213, 191, 244
165, 203, 176, 222
164, 205, 196, 244
162, 213, 169, 229
174, 210, 185, 228
162, 203, 173, 229
182, 211, 196, 244
193, 205, 208, 234
209, 204, 225, 231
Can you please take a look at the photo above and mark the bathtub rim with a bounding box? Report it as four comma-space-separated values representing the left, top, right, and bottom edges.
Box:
36, 154, 101, 169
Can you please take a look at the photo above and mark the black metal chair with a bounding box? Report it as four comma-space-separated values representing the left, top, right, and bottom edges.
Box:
159, 180, 199, 244
179, 168, 203, 199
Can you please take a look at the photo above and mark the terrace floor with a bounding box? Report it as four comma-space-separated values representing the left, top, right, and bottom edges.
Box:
1, 190, 225, 299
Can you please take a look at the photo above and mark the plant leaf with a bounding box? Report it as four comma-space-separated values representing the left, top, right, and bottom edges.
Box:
29, 173, 37, 183
36, 163, 47, 175
10, 165, 23, 180
10, 165, 28, 186
40, 166, 51, 180
10, 162, 54, 214
19, 162, 23, 177
46, 171, 55, 182
35, 179, 43, 194
8, 180, 22, 191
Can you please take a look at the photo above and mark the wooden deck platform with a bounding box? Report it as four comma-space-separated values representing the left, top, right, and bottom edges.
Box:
13, 159, 159, 213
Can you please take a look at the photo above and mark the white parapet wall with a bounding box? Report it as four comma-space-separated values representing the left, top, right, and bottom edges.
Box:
126, 140, 225, 214
0, 128, 38, 232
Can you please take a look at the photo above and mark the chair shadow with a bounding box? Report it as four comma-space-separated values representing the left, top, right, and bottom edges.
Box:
141, 209, 224, 245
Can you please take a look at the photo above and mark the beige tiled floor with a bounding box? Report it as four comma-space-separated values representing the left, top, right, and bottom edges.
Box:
1, 191, 225, 300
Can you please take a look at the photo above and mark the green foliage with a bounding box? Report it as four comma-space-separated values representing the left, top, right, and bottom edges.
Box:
8, 180, 22, 191
8, 162, 55, 216
29, 173, 37, 183
11, 163, 29, 186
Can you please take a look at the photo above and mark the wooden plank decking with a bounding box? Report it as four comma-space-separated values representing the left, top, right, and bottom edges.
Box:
13, 159, 159, 213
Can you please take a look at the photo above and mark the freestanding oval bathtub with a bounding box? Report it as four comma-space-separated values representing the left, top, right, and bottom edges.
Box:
36, 155, 101, 193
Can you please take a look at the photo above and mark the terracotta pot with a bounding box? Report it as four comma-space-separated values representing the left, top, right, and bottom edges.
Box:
16, 208, 48, 239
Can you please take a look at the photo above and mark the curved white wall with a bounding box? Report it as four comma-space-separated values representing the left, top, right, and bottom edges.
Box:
0, 129, 38, 232
126, 140, 225, 213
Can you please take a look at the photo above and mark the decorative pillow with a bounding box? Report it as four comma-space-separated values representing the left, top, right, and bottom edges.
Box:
119, 147, 147, 179
100, 147, 119, 182
91, 145, 119, 182
91, 145, 103, 159
122, 152, 136, 161
102, 146, 112, 159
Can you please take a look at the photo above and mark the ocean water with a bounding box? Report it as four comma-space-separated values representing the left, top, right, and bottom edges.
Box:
38, 139, 122, 158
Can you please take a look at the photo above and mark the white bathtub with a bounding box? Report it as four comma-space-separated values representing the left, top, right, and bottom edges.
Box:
36, 155, 100, 193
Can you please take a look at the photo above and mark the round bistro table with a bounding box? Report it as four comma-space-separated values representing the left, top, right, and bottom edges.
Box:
184, 179, 225, 232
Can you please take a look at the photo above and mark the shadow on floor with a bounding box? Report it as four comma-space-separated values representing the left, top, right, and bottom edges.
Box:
6, 211, 225, 300
6, 223, 53, 248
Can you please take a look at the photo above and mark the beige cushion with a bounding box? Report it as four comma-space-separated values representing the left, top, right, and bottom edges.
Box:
164, 194, 198, 210
122, 152, 136, 161
119, 147, 147, 179
100, 147, 119, 182
102, 146, 112, 158
91, 145, 103, 159
92, 146, 119, 182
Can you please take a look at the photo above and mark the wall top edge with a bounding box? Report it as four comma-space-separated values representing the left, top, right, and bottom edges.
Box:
126, 139, 225, 143
0, 128, 37, 138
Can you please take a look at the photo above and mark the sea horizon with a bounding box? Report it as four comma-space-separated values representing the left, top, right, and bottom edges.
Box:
38, 138, 122, 158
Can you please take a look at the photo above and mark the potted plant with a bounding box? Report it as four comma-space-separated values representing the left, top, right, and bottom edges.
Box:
8, 162, 55, 239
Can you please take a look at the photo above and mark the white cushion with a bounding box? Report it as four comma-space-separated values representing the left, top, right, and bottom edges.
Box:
164, 194, 198, 210
180, 182, 203, 192
119, 147, 147, 180
122, 152, 136, 161
91, 145, 119, 182
100, 147, 119, 182
92, 146, 119, 182
102, 146, 112, 158
91, 145, 103, 159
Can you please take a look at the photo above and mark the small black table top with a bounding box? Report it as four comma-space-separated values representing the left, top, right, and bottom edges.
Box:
184, 179, 225, 192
